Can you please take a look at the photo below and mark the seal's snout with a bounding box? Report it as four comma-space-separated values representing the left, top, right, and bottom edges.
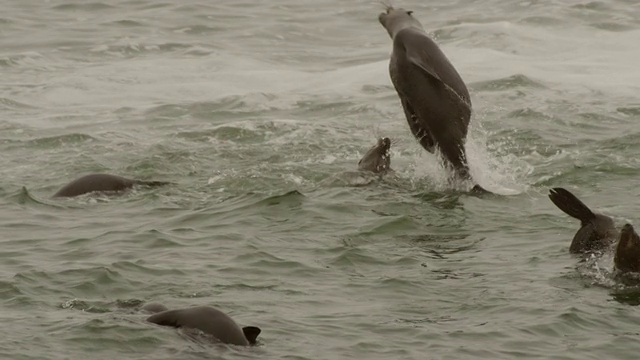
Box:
616, 223, 640, 273
378, 12, 387, 26
378, 3, 393, 26
380, 137, 391, 150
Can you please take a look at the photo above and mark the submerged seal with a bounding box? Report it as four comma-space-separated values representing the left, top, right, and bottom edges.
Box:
378, 6, 486, 192
358, 137, 392, 174
615, 224, 640, 273
53, 173, 170, 198
548, 187, 617, 254
146, 306, 261, 346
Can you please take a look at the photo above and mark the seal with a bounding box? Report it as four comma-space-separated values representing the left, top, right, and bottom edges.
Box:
53, 173, 170, 198
378, 6, 487, 193
358, 137, 392, 174
615, 224, 640, 273
146, 306, 261, 346
548, 187, 617, 254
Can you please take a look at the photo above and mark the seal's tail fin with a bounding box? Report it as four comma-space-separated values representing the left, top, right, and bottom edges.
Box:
548, 187, 596, 222
242, 326, 261, 345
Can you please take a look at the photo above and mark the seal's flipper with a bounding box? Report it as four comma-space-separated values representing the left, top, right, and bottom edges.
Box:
242, 326, 261, 345
401, 98, 435, 153
406, 49, 442, 83
399, 30, 471, 106
548, 188, 596, 224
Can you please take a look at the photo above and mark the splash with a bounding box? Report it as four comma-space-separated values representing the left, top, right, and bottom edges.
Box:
397, 120, 533, 195
465, 120, 534, 195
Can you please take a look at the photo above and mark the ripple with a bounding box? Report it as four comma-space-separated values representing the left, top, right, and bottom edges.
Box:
508, 108, 554, 121
90, 42, 192, 57
14, 265, 140, 299
571, 1, 610, 11
617, 107, 640, 117
471, 74, 546, 92
328, 247, 385, 267
0, 280, 23, 301
26, 133, 96, 149
518, 16, 565, 26
256, 190, 305, 207
590, 22, 636, 32
102, 19, 145, 27
0, 97, 37, 110
356, 215, 419, 236
110, 261, 189, 277
60, 298, 111, 313
182, 125, 264, 143
0, 52, 46, 68
171, 24, 224, 35
577, 112, 625, 125
51, 2, 116, 11
227, 250, 319, 276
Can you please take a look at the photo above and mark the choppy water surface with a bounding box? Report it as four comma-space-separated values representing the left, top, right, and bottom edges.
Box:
2, 0, 640, 359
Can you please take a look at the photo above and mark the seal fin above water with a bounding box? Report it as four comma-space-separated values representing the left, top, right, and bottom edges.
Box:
398, 29, 471, 107
401, 98, 435, 153
548, 187, 617, 254
548, 187, 596, 224
406, 47, 442, 82
242, 326, 261, 345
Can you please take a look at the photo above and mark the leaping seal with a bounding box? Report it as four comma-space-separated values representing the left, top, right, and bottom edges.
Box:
53, 173, 170, 198
548, 187, 617, 254
146, 305, 261, 346
378, 6, 486, 193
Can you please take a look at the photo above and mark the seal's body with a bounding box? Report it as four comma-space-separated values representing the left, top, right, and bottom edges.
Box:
147, 306, 261, 346
379, 7, 486, 192
548, 187, 618, 254
358, 137, 392, 174
53, 173, 169, 198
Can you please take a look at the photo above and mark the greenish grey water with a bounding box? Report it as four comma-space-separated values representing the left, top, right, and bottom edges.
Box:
2, 0, 640, 359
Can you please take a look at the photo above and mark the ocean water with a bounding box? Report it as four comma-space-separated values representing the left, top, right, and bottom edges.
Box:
2, 0, 640, 359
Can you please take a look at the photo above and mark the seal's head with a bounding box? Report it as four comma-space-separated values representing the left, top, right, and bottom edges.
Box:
615, 224, 640, 273
378, 5, 424, 38
358, 137, 392, 174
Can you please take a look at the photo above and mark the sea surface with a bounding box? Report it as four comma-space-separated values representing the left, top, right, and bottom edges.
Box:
2, 0, 640, 359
